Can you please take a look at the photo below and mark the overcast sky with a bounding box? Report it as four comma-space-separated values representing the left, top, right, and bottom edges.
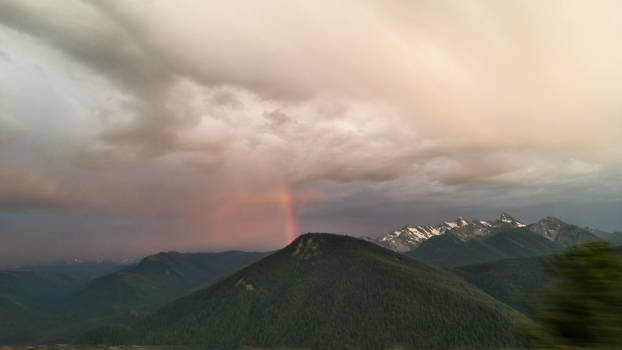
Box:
1, 0, 622, 265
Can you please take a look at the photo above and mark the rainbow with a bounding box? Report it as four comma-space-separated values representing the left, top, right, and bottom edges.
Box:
279, 183, 298, 244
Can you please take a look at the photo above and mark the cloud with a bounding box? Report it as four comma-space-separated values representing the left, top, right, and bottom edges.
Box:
2, 0, 622, 167
1, 0, 622, 263
0, 109, 13, 146
0, 162, 74, 209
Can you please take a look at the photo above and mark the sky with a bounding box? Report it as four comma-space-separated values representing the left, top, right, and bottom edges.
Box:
1, 0, 622, 265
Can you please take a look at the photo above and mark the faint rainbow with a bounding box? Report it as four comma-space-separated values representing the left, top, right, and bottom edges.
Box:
280, 183, 298, 244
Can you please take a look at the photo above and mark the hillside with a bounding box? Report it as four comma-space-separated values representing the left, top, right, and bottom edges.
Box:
408, 228, 557, 267
60, 251, 265, 330
456, 246, 622, 314
456, 256, 553, 313
0, 293, 47, 344
0, 262, 122, 308
0, 262, 122, 343
0, 251, 264, 344
88, 234, 528, 350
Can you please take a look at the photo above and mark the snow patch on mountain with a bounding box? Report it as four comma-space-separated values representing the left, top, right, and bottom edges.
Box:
371, 213, 527, 252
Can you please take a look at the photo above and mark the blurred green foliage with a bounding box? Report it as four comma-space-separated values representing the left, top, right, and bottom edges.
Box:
525, 241, 622, 348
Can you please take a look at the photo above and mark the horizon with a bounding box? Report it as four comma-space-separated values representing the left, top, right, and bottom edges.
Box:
2, 1, 622, 265
1, 211, 618, 268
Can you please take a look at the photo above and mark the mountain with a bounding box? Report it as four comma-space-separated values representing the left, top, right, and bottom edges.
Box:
85, 233, 528, 350
494, 212, 527, 228
408, 227, 557, 267
372, 218, 465, 252
0, 293, 45, 344
372, 213, 526, 252
573, 227, 622, 245
0, 251, 264, 344
61, 251, 265, 327
0, 262, 122, 308
375, 214, 603, 262
451, 213, 522, 240
0, 262, 122, 343
585, 227, 612, 239
608, 232, 622, 245
527, 216, 600, 245
587, 229, 622, 245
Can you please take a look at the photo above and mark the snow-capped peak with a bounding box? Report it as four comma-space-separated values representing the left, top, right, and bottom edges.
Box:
497, 212, 526, 227
444, 221, 458, 229
372, 213, 528, 252
457, 217, 469, 226
374, 224, 446, 252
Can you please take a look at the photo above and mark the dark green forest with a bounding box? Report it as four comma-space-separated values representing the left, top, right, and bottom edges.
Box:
0, 251, 264, 343
2, 228, 621, 349
85, 234, 527, 350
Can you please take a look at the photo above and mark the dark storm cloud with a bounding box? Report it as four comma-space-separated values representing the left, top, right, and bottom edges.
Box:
2, 0, 620, 173
0, 1, 319, 162
0, 0, 622, 264
0, 1, 169, 91
0, 0, 220, 159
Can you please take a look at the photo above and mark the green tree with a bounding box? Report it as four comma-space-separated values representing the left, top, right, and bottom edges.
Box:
526, 241, 622, 348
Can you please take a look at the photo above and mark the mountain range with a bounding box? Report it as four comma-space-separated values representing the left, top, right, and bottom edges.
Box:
370, 213, 600, 254
408, 226, 557, 267
1, 214, 620, 349
0, 262, 124, 342
66, 250, 265, 321
0, 251, 264, 344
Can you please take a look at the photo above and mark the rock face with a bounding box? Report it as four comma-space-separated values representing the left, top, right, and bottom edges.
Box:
494, 213, 527, 228
372, 213, 526, 252
374, 223, 454, 252
527, 216, 600, 245
527, 216, 566, 241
